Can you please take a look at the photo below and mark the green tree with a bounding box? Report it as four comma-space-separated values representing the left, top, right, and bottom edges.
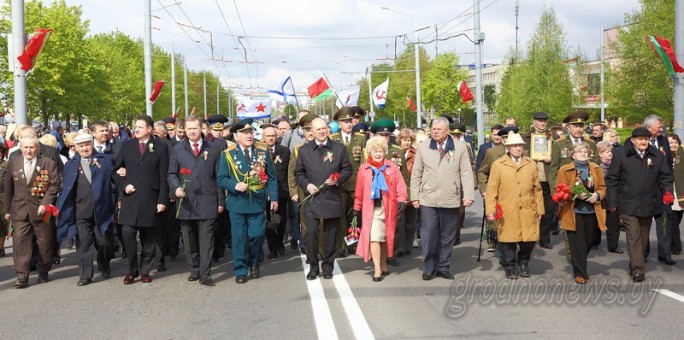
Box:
495, 8, 573, 124
422, 52, 469, 116
607, 0, 675, 124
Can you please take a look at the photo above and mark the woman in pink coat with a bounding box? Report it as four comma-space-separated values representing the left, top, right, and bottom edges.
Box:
353, 136, 408, 282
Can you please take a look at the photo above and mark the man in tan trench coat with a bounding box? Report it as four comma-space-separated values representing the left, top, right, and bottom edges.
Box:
485, 132, 544, 279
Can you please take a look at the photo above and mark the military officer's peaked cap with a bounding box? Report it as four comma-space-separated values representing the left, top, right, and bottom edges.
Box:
230, 118, 254, 133
208, 114, 229, 131
352, 123, 368, 133
496, 125, 519, 137
371, 118, 395, 134
333, 107, 355, 121
351, 106, 366, 118
449, 122, 466, 134
563, 111, 589, 125
298, 113, 319, 129
162, 116, 176, 131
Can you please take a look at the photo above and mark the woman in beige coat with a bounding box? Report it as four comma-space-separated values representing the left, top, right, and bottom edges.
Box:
557, 142, 606, 284
486, 132, 544, 279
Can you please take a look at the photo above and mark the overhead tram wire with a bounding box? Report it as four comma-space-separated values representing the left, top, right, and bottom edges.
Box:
231, 0, 260, 88
214, 0, 253, 88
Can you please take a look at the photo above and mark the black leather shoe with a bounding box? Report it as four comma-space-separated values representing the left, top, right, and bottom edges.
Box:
213, 256, 220, 263
519, 264, 530, 277
267, 252, 277, 259
156, 265, 167, 272
422, 272, 434, 281
673, 251, 682, 255
632, 271, 645, 283
0, 249, 5, 257
307, 270, 319, 280
337, 249, 348, 258
77, 278, 92, 286
278, 247, 286, 255
100, 265, 111, 279
235, 275, 248, 284
290, 240, 298, 250
13, 278, 28, 289
187, 275, 199, 282
250, 266, 261, 279
323, 273, 333, 279
372, 276, 383, 282
381, 270, 390, 276
120, 251, 127, 259
37, 273, 49, 284
199, 276, 214, 286
505, 269, 518, 279
387, 259, 400, 267
608, 248, 624, 254
436, 271, 455, 280
540, 244, 552, 249
658, 256, 677, 265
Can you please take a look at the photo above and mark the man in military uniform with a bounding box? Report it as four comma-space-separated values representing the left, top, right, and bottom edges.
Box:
330, 107, 367, 257
549, 111, 599, 188
217, 118, 278, 284
369, 118, 410, 264
162, 117, 177, 141
287, 113, 318, 257
206, 114, 229, 151
206, 114, 232, 262
522, 112, 555, 249
450, 122, 475, 245
351, 106, 366, 126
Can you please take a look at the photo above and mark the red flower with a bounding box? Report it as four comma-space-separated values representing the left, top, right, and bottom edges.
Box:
663, 191, 675, 205
329, 172, 341, 182
552, 183, 572, 203
494, 204, 504, 220
43, 204, 59, 223
180, 168, 192, 176
259, 170, 269, 184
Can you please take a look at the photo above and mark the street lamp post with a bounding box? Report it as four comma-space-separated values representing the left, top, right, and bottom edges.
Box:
381, 6, 421, 128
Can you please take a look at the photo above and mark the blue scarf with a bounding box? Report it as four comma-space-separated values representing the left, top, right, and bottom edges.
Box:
370, 164, 389, 200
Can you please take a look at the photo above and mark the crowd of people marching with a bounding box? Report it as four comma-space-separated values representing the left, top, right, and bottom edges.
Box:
0, 106, 680, 288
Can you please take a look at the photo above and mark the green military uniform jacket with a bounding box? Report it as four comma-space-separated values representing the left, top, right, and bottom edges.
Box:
330, 131, 366, 192
477, 144, 506, 194
549, 136, 599, 188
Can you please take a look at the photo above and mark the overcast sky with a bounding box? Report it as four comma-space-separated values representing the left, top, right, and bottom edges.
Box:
54, 0, 641, 93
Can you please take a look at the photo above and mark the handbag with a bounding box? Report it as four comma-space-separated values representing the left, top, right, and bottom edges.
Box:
267, 212, 281, 231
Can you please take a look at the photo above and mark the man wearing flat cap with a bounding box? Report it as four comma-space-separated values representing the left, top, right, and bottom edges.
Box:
522, 112, 555, 249
217, 118, 278, 284
56, 133, 116, 286
330, 107, 367, 257
606, 127, 672, 282
549, 111, 598, 188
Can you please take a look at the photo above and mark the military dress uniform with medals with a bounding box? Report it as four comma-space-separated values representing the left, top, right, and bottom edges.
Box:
217, 119, 278, 283
330, 107, 367, 256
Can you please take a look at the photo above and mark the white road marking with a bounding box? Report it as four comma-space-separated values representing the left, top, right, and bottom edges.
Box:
654, 289, 684, 303
300, 255, 339, 340
332, 263, 375, 340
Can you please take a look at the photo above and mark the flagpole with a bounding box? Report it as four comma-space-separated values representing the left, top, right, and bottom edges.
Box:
11, 0, 27, 125
322, 73, 341, 109
288, 77, 301, 112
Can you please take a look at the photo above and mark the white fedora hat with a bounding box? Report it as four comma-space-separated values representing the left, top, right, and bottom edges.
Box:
504, 132, 526, 146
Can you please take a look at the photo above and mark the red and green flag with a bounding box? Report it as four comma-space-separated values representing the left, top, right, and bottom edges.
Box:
457, 80, 474, 103
307, 77, 332, 101
647, 35, 684, 77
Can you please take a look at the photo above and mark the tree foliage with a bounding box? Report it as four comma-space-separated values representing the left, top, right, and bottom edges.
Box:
607, 0, 675, 124
495, 7, 573, 124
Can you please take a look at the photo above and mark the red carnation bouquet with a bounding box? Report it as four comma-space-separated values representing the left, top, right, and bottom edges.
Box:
299, 172, 341, 206
552, 183, 572, 203
176, 168, 192, 218
493, 204, 504, 220
663, 191, 675, 205
345, 215, 360, 246
43, 204, 59, 223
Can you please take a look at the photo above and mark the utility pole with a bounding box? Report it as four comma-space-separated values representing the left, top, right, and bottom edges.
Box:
11, 0, 27, 125
675, 0, 684, 137
415, 33, 422, 128
435, 25, 439, 55
203, 74, 207, 117
600, 25, 606, 122
183, 62, 189, 117
474, 0, 485, 146
144, 0, 153, 117
217, 82, 220, 115
515, 0, 519, 62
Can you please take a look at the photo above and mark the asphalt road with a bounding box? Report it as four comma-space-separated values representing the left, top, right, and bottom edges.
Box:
1, 196, 683, 339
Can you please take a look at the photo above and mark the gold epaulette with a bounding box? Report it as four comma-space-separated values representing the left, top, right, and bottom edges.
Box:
254, 141, 268, 151
330, 132, 340, 137
354, 132, 366, 137
225, 143, 237, 153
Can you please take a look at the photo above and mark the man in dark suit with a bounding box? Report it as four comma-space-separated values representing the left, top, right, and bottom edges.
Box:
115, 115, 169, 284
218, 118, 279, 284
295, 117, 352, 280
475, 124, 503, 173
168, 116, 225, 285
3, 135, 60, 288
153, 120, 177, 271
606, 127, 673, 282
55, 134, 115, 286
262, 125, 290, 259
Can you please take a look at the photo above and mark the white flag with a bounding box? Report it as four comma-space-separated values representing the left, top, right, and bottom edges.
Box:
335, 86, 360, 109
236, 99, 272, 119
372, 78, 389, 109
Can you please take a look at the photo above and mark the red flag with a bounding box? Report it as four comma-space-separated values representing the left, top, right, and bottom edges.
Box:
17, 28, 52, 71
647, 35, 684, 77
457, 80, 474, 102
407, 96, 416, 112
149, 81, 166, 103
307, 77, 332, 100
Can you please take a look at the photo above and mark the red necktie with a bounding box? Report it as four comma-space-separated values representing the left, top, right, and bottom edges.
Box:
193, 143, 200, 157
139, 142, 146, 155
